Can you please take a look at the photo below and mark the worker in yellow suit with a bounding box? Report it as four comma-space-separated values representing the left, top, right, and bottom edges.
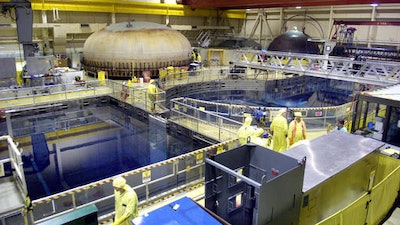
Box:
238, 116, 268, 147
191, 48, 202, 64
288, 111, 307, 146
147, 80, 158, 111
112, 176, 139, 225
238, 116, 254, 145
269, 109, 288, 152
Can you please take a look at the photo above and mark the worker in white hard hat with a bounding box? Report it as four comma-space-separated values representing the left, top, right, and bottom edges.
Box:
269, 108, 288, 152
288, 111, 307, 146
237, 115, 268, 147
112, 176, 138, 225
238, 116, 254, 145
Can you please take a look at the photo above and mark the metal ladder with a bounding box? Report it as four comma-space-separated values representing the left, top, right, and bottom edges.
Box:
231, 50, 400, 86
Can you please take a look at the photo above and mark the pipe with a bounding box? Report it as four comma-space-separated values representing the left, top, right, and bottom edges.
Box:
205, 158, 261, 188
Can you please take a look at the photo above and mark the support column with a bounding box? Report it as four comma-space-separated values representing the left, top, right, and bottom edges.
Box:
367, 5, 377, 48
53, 27, 67, 55
42, 11, 50, 55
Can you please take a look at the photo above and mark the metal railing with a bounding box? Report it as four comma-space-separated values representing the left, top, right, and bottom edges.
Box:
170, 97, 243, 141
30, 139, 240, 224
158, 66, 280, 90
0, 135, 28, 219
0, 80, 167, 115
169, 97, 353, 136
0, 80, 112, 109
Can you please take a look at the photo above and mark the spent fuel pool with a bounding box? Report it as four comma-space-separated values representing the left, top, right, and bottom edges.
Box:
10, 98, 209, 200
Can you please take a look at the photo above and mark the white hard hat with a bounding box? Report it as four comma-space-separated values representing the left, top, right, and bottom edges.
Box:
294, 112, 302, 117
113, 177, 126, 189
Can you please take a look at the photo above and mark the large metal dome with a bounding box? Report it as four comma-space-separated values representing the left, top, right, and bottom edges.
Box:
267, 29, 320, 54
83, 21, 192, 78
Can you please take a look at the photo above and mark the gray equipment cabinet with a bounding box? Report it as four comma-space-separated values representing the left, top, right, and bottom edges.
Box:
205, 144, 306, 225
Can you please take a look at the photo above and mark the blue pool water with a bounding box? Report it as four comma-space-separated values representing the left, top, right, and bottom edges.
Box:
188, 90, 350, 108
12, 100, 209, 200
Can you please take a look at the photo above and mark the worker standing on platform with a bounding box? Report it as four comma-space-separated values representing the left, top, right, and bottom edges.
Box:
191, 48, 202, 66
147, 80, 158, 111
112, 176, 138, 225
288, 112, 307, 146
335, 119, 348, 132
238, 116, 268, 147
269, 109, 288, 152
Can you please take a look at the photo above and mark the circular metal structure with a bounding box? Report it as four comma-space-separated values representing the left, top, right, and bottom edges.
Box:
83, 21, 192, 79
268, 29, 320, 54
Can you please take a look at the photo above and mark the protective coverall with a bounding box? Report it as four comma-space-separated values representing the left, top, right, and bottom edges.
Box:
238, 116, 253, 145
112, 177, 139, 225
237, 116, 267, 147
147, 80, 157, 111
269, 109, 288, 152
191, 49, 201, 63
288, 112, 307, 146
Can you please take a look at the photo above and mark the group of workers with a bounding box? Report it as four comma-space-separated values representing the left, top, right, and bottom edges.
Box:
239, 108, 348, 152
269, 109, 307, 152
120, 78, 159, 112
238, 109, 308, 152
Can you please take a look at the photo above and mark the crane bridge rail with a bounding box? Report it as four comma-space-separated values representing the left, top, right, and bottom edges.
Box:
231, 50, 400, 86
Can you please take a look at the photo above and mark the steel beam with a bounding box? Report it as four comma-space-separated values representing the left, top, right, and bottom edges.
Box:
231, 49, 400, 86
184, 0, 400, 9
29, 0, 246, 19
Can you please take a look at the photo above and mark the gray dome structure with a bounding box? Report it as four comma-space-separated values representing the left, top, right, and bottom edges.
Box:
83, 21, 192, 79
268, 29, 320, 54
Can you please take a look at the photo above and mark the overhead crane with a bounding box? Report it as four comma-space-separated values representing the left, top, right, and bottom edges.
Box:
231, 49, 400, 86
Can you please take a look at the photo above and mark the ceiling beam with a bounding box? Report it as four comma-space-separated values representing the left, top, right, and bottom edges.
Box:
183, 0, 400, 9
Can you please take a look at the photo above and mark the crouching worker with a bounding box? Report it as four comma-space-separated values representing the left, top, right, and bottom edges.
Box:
112, 176, 139, 225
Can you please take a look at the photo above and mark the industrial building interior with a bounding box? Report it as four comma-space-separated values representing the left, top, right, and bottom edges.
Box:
1, 0, 400, 225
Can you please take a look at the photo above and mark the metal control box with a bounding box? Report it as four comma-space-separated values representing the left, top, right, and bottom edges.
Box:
205, 144, 305, 225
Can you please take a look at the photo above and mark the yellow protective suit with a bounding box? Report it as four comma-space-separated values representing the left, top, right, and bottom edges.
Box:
269, 110, 288, 152
147, 80, 157, 111
191, 50, 201, 63
238, 116, 253, 145
288, 117, 307, 146
237, 116, 267, 147
112, 177, 139, 225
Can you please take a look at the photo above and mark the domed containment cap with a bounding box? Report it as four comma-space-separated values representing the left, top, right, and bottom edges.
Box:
83, 21, 192, 78
267, 29, 320, 54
